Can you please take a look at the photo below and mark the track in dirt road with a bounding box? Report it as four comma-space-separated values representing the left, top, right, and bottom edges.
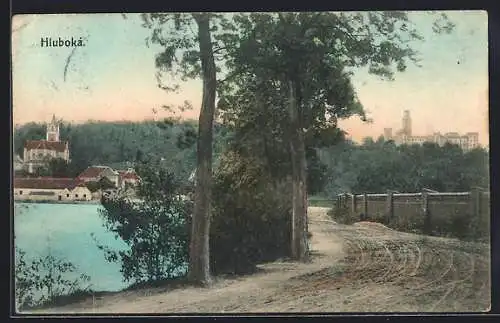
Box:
280, 218, 491, 312
28, 207, 491, 314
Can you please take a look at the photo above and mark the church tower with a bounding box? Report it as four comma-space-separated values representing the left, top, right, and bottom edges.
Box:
46, 114, 60, 142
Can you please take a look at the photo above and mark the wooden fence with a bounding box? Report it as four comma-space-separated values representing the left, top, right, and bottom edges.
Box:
332, 188, 490, 241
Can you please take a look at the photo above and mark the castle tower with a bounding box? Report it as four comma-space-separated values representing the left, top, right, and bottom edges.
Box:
402, 110, 412, 137
46, 114, 60, 142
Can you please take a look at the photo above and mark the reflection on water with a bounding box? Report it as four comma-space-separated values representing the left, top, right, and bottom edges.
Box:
14, 202, 130, 292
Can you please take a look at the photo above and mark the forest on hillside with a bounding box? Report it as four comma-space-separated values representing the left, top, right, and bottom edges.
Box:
13, 119, 489, 196
319, 137, 489, 196
13, 119, 229, 183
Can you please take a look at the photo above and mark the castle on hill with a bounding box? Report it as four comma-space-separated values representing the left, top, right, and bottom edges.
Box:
383, 110, 479, 151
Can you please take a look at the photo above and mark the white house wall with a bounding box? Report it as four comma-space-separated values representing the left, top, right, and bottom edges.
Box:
13, 187, 93, 201
13, 188, 66, 201
71, 187, 92, 201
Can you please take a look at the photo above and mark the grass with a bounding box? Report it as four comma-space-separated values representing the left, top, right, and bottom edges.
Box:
20, 277, 191, 312
308, 196, 335, 208
123, 276, 189, 292
19, 288, 103, 311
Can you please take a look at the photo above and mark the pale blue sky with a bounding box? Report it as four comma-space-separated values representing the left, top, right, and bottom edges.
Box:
11, 11, 489, 145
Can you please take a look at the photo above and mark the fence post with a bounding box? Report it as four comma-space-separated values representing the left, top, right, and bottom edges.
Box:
422, 191, 431, 234
468, 187, 481, 240
363, 193, 368, 220
336, 195, 341, 217
476, 188, 482, 221
350, 193, 357, 220
386, 191, 393, 222
472, 187, 482, 225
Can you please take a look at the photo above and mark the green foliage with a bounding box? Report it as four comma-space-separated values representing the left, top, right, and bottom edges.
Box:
26, 158, 81, 178
217, 12, 456, 199
329, 197, 356, 225
84, 177, 115, 192
319, 139, 489, 196
15, 248, 91, 310
98, 176, 116, 190
211, 150, 292, 274
13, 123, 46, 157
141, 13, 239, 90
216, 64, 332, 195
95, 162, 191, 285
85, 181, 101, 193
223, 11, 443, 127
307, 196, 335, 208
47, 158, 72, 177
13, 120, 214, 183
216, 12, 449, 199
306, 148, 328, 195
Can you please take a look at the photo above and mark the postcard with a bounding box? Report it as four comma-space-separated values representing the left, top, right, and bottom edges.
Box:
12, 11, 490, 314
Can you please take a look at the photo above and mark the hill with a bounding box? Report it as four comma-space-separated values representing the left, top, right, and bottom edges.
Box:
13, 119, 231, 182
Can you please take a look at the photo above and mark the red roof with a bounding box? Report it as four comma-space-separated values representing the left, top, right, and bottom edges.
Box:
14, 177, 85, 190
118, 170, 140, 181
77, 166, 114, 179
25, 140, 68, 153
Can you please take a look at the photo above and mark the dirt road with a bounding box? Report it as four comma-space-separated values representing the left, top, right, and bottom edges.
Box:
30, 207, 490, 314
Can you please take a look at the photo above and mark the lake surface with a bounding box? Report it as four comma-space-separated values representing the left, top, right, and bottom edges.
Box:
14, 202, 130, 292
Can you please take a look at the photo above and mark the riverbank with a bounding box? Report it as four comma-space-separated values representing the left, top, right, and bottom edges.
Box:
14, 199, 101, 205
14, 201, 130, 306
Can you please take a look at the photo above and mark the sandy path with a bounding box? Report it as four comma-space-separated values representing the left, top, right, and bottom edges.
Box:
28, 207, 490, 314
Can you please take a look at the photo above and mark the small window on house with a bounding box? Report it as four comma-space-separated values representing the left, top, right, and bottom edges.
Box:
75, 194, 79, 198
66, 194, 70, 197
19, 191, 23, 195
83, 194, 86, 198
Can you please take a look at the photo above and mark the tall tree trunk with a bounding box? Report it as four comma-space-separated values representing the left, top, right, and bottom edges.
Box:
188, 13, 216, 286
288, 80, 309, 261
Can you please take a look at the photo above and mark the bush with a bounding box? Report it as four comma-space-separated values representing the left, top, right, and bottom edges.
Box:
329, 199, 356, 225
210, 150, 292, 275
99, 176, 116, 190
95, 162, 190, 285
15, 248, 91, 311
85, 181, 101, 193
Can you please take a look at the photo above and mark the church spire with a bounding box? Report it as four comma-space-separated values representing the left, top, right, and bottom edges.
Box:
46, 114, 60, 142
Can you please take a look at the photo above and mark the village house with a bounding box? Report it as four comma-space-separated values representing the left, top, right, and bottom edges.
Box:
117, 168, 141, 189
23, 114, 70, 173
13, 177, 92, 202
77, 166, 121, 188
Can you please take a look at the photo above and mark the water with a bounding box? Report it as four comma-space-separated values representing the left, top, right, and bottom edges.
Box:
14, 202, 130, 292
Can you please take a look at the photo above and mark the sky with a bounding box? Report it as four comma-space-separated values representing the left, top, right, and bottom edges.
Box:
11, 11, 489, 146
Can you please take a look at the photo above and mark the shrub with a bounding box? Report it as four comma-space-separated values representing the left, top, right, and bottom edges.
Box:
99, 176, 116, 190
210, 150, 292, 275
15, 248, 91, 311
329, 199, 356, 224
95, 162, 190, 285
85, 181, 101, 193
469, 211, 490, 242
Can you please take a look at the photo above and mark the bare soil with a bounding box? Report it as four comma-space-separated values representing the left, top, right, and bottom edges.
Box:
28, 207, 490, 314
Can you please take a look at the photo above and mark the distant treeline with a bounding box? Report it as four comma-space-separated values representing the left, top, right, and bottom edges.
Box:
318, 137, 489, 196
13, 120, 489, 195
